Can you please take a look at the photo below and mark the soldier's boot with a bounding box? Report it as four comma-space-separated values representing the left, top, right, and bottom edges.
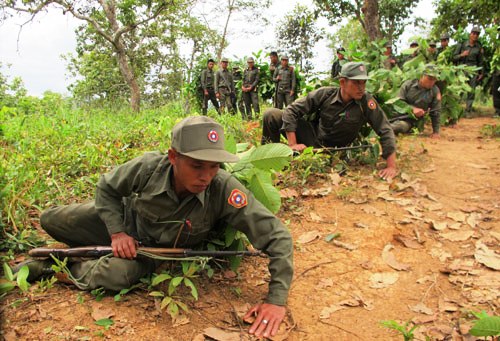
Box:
464, 100, 473, 118
13, 259, 55, 282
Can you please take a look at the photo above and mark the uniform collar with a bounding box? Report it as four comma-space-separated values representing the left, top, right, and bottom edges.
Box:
330, 88, 362, 106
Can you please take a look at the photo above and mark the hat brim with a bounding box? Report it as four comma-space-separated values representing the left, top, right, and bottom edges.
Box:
340, 75, 370, 80
181, 149, 239, 163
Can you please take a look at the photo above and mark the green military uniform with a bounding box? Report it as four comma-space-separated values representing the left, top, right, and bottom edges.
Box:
331, 59, 346, 78
232, 67, 245, 116
242, 60, 260, 120
262, 87, 396, 159
273, 60, 296, 109
390, 78, 441, 135
201, 67, 219, 115
215, 62, 235, 114
452, 29, 484, 114
40, 117, 293, 306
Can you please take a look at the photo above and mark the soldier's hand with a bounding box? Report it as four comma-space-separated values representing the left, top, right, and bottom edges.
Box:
379, 166, 397, 181
461, 50, 470, 57
216, 93, 220, 98
204, 90, 208, 96
111, 232, 138, 259
290, 90, 295, 97
412, 107, 425, 118
289, 143, 307, 151
245, 303, 286, 338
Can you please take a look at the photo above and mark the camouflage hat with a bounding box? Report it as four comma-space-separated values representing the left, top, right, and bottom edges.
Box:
171, 116, 239, 163
440, 33, 450, 40
384, 41, 392, 48
221, 57, 229, 62
429, 41, 437, 47
339, 62, 370, 80
471, 26, 481, 33
246, 57, 255, 63
423, 64, 439, 78
281, 55, 289, 60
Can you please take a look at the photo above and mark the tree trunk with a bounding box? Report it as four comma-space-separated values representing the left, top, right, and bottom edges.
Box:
362, 0, 381, 41
115, 48, 141, 112
217, 0, 234, 62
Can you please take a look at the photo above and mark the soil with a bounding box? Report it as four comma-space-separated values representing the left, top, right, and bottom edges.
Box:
1, 113, 499, 341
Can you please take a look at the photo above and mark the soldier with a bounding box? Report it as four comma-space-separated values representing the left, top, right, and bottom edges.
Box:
200, 59, 219, 115
269, 51, 279, 76
437, 33, 450, 56
331, 47, 346, 78
390, 64, 441, 138
383, 42, 397, 69
273, 55, 296, 109
215, 57, 235, 114
17, 116, 293, 339
241, 57, 260, 120
400, 41, 419, 66
427, 41, 438, 61
453, 26, 484, 116
232, 65, 245, 116
262, 62, 398, 181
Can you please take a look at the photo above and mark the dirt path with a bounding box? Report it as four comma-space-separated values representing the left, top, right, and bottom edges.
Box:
1, 117, 499, 341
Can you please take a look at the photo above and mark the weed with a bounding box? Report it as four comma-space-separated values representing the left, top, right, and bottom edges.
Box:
469, 311, 500, 338
380, 319, 419, 341
480, 124, 500, 138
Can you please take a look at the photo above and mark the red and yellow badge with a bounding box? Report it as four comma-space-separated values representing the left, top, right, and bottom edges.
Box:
207, 129, 219, 143
228, 189, 247, 209
367, 98, 377, 110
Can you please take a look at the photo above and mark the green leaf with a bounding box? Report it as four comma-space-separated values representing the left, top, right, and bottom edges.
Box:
183, 278, 198, 300
469, 316, 500, 337
167, 301, 179, 318
94, 318, 114, 328
171, 276, 183, 287
248, 168, 282, 213
148, 291, 165, 297
16, 265, 30, 292
151, 273, 172, 287
247, 143, 293, 171
325, 233, 340, 242
176, 300, 189, 312
2, 263, 14, 281
0, 281, 16, 295
160, 296, 172, 310
224, 227, 237, 247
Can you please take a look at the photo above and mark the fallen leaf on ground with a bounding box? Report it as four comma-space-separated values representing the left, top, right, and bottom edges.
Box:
234, 303, 252, 322
429, 220, 447, 231
466, 213, 481, 228
354, 222, 370, 229
409, 302, 433, 315
393, 234, 423, 249
316, 278, 334, 289
460, 205, 479, 213
203, 327, 241, 341
490, 231, 500, 242
329, 172, 342, 186
421, 166, 436, 173
91, 304, 115, 321
416, 275, 435, 284
369, 272, 399, 288
440, 230, 474, 242
447, 211, 466, 222
349, 197, 368, 204
448, 222, 461, 230
332, 240, 357, 251
362, 205, 386, 217
474, 242, 500, 270
430, 248, 452, 262
373, 183, 390, 191
279, 188, 298, 198
397, 218, 413, 225
297, 231, 321, 244
302, 187, 332, 197
405, 207, 423, 218
319, 305, 344, 319
438, 298, 458, 312
395, 199, 414, 206
172, 315, 190, 327
401, 172, 411, 182
466, 163, 489, 169
412, 315, 438, 324
377, 192, 397, 201
382, 244, 411, 271
309, 212, 323, 222
425, 203, 444, 211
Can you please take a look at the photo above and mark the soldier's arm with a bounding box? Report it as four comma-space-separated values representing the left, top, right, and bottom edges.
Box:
214, 72, 220, 93
452, 43, 464, 62
273, 68, 279, 82
200, 70, 207, 90
429, 87, 441, 134
365, 95, 397, 160
290, 68, 296, 94
251, 69, 259, 90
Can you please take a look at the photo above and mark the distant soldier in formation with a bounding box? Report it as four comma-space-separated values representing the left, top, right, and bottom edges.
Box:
437, 34, 450, 56
215, 57, 235, 114
241, 57, 260, 120
232, 65, 245, 116
452, 26, 484, 116
427, 41, 438, 61
390, 64, 441, 138
273, 55, 296, 109
400, 41, 420, 65
269, 51, 279, 107
200, 59, 219, 115
383, 42, 397, 69
331, 47, 346, 78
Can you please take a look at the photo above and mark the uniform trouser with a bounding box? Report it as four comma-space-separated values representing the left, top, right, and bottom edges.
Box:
261, 108, 317, 146
492, 72, 500, 115
390, 120, 413, 135
465, 74, 480, 112
242, 91, 260, 120
218, 88, 234, 114
275, 91, 294, 109
202, 89, 219, 115
40, 202, 158, 291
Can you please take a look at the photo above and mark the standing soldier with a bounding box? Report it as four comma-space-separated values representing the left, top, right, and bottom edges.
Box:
453, 26, 484, 117
437, 33, 450, 56
215, 57, 235, 114
269, 51, 279, 107
331, 47, 346, 78
242, 57, 260, 120
427, 41, 438, 61
383, 42, 397, 69
273, 55, 296, 109
200, 59, 219, 115
232, 65, 245, 116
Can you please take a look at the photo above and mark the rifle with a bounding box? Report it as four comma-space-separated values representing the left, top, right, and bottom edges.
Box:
293, 144, 373, 156
28, 246, 265, 259
388, 107, 443, 123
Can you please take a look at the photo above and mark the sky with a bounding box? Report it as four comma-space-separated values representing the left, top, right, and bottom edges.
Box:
0, 0, 436, 97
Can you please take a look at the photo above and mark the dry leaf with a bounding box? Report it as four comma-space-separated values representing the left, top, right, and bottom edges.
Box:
329, 172, 342, 186
362, 205, 386, 217
440, 230, 474, 242
422, 166, 436, 173
91, 303, 115, 321
192, 334, 205, 341
297, 231, 321, 244
320, 305, 344, 319
405, 207, 423, 218
395, 199, 414, 206
332, 240, 357, 251
409, 302, 433, 315
369, 272, 399, 288
393, 234, 422, 249
302, 186, 332, 197
466, 163, 489, 170
234, 303, 252, 323
447, 211, 466, 222
401, 172, 411, 182
438, 299, 458, 312
430, 220, 447, 231
316, 278, 334, 289
412, 315, 438, 324
448, 222, 462, 230
172, 315, 190, 327
382, 244, 411, 271
490, 231, 500, 241
377, 192, 397, 201
466, 213, 481, 228
373, 183, 390, 191
430, 248, 452, 262
474, 242, 500, 270
349, 197, 368, 204
309, 212, 323, 222
280, 188, 298, 198
354, 222, 370, 229
203, 327, 241, 341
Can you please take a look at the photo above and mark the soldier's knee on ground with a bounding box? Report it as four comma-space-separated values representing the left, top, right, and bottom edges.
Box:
263, 108, 283, 124
390, 121, 412, 135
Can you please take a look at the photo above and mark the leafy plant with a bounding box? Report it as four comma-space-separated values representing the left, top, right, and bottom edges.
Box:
381, 319, 419, 341
469, 311, 500, 338
0, 262, 30, 297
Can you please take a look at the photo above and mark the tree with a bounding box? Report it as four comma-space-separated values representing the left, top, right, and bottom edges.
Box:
1, 0, 186, 112
431, 0, 500, 35
276, 5, 323, 74
314, 0, 421, 42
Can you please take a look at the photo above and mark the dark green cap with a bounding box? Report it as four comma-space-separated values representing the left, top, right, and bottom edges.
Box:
221, 57, 229, 62
339, 62, 370, 80
429, 41, 437, 47
281, 55, 289, 60
471, 26, 481, 33
423, 64, 439, 78
384, 41, 392, 48
171, 116, 239, 163
440, 33, 450, 40
247, 57, 255, 63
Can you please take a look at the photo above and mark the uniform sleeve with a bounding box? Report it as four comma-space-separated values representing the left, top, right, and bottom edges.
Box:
364, 95, 397, 159
398, 80, 411, 103
430, 86, 441, 134
200, 70, 207, 91
273, 67, 279, 83
214, 72, 220, 93
282, 88, 326, 132
251, 69, 259, 90
452, 43, 464, 63
230, 73, 235, 93
291, 69, 297, 93
217, 176, 293, 306
94, 152, 160, 235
